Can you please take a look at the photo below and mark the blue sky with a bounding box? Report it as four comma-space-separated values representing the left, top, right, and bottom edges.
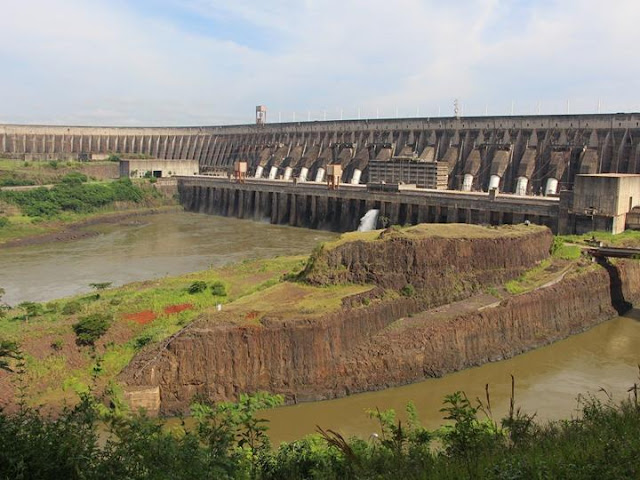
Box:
0, 0, 637, 126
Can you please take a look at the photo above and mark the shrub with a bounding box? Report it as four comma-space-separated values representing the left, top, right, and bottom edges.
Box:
61, 172, 88, 185
72, 313, 111, 346
44, 302, 59, 313
210, 281, 227, 296
107, 154, 121, 162
0, 178, 146, 218
188, 281, 208, 294
48, 160, 59, 169
133, 333, 153, 350
61, 301, 82, 315
0, 217, 8, 228
18, 302, 43, 318
400, 284, 416, 297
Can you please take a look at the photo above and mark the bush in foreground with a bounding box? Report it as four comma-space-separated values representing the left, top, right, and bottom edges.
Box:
0, 378, 638, 479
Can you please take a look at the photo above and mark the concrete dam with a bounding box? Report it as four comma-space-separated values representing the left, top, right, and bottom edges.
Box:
3, 113, 640, 233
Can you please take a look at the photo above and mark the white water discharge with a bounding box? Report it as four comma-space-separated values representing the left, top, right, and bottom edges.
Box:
357, 209, 380, 231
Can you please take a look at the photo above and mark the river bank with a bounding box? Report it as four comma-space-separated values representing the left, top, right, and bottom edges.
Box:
0, 205, 180, 248
0, 176, 177, 247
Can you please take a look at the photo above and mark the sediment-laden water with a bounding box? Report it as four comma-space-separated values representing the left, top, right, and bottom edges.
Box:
0, 211, 338, 305
262, 313, 640, 443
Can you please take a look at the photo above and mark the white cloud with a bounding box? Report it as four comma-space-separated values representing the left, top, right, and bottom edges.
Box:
0, 0, 637, 125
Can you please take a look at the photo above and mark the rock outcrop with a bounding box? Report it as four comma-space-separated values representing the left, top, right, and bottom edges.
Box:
119, 225, 638, 415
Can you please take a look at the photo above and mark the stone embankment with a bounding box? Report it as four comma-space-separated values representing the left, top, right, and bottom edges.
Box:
120, 226, 637, 414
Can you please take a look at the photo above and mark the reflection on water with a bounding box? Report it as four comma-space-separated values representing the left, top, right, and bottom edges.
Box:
0, 212, 338, 305
262, 314, 640, 444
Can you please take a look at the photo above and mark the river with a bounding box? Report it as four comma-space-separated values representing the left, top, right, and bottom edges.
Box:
1, 211, 639, 444
262, 313, 640, 443
0, 211, 338, 305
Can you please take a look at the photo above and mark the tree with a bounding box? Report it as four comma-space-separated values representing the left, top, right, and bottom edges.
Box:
210, 281, 227, 297
188, 281, 207, 294
18, 301, 43, 320
0, 340, 21, 372
72, 313, 111, 347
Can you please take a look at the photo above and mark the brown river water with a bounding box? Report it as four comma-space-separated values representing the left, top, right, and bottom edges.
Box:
1, 211, 639, 444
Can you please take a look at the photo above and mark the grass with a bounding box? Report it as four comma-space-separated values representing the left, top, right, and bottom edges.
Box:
0, 158, 117, 186
559, 229, 640, 248
504, 259, 554, 294
324, 223, 547, 249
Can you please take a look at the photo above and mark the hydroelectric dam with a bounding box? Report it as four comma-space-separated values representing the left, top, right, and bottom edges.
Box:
3, 112, 640, 234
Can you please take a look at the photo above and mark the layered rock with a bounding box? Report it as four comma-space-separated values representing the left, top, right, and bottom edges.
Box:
121, 225, 561, 413
120, 225, 640, 416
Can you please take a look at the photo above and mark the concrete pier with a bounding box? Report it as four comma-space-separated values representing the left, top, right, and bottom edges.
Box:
178, 176, 559, 232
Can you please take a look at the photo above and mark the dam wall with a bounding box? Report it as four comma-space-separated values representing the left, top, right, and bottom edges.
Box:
3, 112, 640, 193
177, 176, 560, 232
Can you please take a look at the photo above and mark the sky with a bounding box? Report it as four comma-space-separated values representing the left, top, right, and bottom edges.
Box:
0, 0, 638, 126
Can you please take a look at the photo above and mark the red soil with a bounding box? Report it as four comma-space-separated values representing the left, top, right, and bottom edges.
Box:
163, 303, 193, 314
124, 310, 156, 325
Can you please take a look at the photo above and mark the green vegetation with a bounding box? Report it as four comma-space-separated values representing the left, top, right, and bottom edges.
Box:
0, 175, 172, 244
505, 259, 552, 295
72, 313, 112, 346
0, 255, 327, 407
550, 236, 581, 260
0, 380, 638, 479
400, 284, 416, 297
210, 280, 227, 296
0, 175, 35, 187
61, 171, 88, 185
0, 158, 112, 186
0, 178, 147, 218
0, 339, 20, 372
188, 280, 208, 294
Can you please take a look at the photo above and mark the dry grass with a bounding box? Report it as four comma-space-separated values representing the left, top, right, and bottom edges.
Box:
325, 223, 546, 249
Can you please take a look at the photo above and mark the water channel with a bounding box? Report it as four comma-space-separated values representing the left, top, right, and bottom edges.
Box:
1, 211, 639, 444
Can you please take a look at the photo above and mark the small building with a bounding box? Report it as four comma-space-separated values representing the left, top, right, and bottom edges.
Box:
570, 174, 640, 234
119, 159, 199, 179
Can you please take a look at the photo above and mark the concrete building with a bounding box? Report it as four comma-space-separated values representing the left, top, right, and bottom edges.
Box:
119, 159, 199, 179
569, 174, 640, 234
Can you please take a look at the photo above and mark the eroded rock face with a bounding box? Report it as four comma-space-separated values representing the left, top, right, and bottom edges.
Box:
124, 226, 632, 415
337, 261, 640, 394
303, 227, 552, 290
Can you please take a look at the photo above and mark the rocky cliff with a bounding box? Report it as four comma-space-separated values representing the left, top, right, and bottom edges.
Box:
119, 225, 640, 415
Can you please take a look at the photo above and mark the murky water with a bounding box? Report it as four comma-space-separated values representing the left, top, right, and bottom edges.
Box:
262, 313, 640, 444
0, 211, 338, 305
1, 211, 639, 446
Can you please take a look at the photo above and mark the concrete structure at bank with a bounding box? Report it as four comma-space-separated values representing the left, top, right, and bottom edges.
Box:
3, 112, 640, 233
